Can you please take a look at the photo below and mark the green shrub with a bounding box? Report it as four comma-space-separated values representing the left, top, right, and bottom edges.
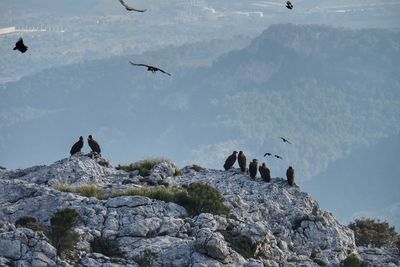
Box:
91, 237, 123, 258
116, 158, 169, 177
220, 230, 256, 259
313, 258, 327, 266
15, 216, 47, 234
55, 183, 74, 193
50, 208, 82, 259
77, 185, 104, 199
342, 254, 360, 267
183, 183, 230, 216
134, 249, 158, 267
348, 218, 399, 248
174, 168, 182, 176
113, 183, 230, 216
112, 187, 187, 204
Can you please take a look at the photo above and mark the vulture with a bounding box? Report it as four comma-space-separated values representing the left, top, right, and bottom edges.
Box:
118, 0, 146, 12
286, 166, 295, 186
88, 135, 101, 155
249, 159, 258, 179
223, 151, 238, 170
280, 137, 292, 144
70, 136, 84, 156
13, 37, 28, 53
238, 151, 247, 172
286, 1, 293, 9
259, 163, 271, 182
130, 62, 171, 76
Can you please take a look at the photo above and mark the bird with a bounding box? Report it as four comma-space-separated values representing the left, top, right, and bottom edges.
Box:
264, 152, 272, 157
286, 1, 293, 9
118, 0, 147, 12
249, 159, 258, 179
259, 163, 271, 182
274, 155, 283, 160
286, 166, 295, 186
280, 137, 292, 144
88, 135, 101, 155
237, 151, 247, 172
129, 62, 171, 76
13, 37, 28, 53
70, 136, 84, 156
223, 151, 238, 170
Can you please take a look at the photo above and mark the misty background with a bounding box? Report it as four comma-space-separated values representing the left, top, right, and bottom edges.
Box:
0, 0, 399, 229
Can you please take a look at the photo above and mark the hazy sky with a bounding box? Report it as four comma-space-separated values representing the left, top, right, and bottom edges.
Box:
0, 0, 399, 229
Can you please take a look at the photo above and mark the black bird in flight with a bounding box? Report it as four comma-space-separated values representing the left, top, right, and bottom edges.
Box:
130, 62, 171, 76
13, 37, 28, 53
280, 137, 292, 144
264, 152, 272, 157
274, 155, 283, 160
286, 1, 293, 9
118, 0, 147, 12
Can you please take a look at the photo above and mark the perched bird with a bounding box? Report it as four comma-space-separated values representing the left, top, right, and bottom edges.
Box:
286, 1, 293, 9
130, 62, 171, 76
237, 151, 247, 172
13, 37, 28, 53
264, 152, 272, 157
118, 0, 147, 12
259, 163, 271, 182
88, 135, 101, 155
274, 154, 283, 160
249, 159, 258, 179
70, 136, 84, 156
286, 166, 295, 186
280, 137, 292, 144
223, 151, 238, 170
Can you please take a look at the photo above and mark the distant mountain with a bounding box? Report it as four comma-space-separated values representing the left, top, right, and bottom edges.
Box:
1, 24, 399, 182
304, 133, 400, 230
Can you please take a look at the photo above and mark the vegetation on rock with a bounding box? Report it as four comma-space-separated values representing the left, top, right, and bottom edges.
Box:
50, 208, 82, 259
349, 218, 400, 248
91, 237, 124, 258
116, 158, 170, 177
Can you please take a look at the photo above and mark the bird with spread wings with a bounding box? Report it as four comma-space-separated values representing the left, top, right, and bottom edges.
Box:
130, 62, 171, 76
118, 0, 147, 12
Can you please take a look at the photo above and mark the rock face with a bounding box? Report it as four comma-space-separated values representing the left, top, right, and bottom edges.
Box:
0, 155, 396, 266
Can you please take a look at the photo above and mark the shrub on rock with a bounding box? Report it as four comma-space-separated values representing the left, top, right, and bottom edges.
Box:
50, 208, 82, 259
116, 158, 170, 177
15, 215, 47, 234
183, 183, 230, 216
348, 218, 399, 248
341, 253, 360, 267
91, 237, 124, 258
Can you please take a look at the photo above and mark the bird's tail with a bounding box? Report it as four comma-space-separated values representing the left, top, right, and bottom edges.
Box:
13, 47, 17, 50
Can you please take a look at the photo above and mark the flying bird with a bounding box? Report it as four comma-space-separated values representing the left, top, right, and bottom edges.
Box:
286, 1, 293, 9
118, 0, 147, 12
280, 137, 292, 144
264, 152, 272, 157
274, 155, 283, 160
130, 62, 171, 76
13, 37, 28, 53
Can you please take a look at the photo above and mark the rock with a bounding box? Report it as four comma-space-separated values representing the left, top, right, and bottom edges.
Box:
358, 246, 400, 267
0, 156, 379, 266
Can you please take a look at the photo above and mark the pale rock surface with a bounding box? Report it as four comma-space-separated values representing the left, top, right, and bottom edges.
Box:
0, 155, 396, 266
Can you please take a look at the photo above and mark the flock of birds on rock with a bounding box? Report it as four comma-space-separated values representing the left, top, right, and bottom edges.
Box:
223, 137, 295, 186
70, 135, 101, 156
12, 0, 295, 76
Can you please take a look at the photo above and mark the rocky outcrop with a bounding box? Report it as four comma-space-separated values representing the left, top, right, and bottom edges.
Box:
358, 246, 400, 267
0, 155, 394, 266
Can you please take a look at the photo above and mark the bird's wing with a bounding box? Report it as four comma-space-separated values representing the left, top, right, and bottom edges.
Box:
118, 0, 146, 12
129, 62, 149, 67
263, 153, 270, 157
158, 68, 172, 76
